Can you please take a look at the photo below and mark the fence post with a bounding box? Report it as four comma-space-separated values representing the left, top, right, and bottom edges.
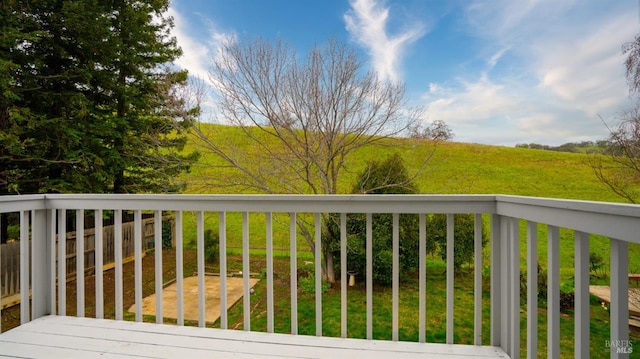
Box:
31, 209, 52, 319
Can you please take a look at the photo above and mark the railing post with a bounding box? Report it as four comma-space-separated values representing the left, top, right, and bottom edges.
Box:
509, 218, 520, 357
31, 209, 52, 319
548, 225, 561, 359
499, 216, 511, 354
610, 238, 629, 359
20, 211, 30, 324
490, 214, 502, 347
574, 231, 589, 359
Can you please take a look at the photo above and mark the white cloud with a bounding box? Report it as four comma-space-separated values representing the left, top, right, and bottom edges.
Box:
166, 6, 235, 81
422, 0, 637, 145
344, 0, 426, 82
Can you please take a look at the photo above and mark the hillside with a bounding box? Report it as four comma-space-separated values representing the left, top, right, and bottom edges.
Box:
183, 124, 620, 203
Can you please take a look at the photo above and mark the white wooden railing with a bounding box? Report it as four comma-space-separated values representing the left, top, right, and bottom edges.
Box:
0, 194, 637, 358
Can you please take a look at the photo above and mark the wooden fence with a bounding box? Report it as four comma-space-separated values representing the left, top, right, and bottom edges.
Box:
1, 216, 173, 301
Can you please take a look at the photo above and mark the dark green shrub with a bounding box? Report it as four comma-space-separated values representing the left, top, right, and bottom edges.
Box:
162, 220, 172, 249
328, 153, 433, 286
204, 229, 219, 265
427, 213, 486, 271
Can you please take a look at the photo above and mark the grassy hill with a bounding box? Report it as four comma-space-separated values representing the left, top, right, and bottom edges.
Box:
183, 124, 620, 202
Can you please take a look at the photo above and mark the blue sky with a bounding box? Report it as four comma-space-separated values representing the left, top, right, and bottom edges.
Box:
168, 0, 639, 146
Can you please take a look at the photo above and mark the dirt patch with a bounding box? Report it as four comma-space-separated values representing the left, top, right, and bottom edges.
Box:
128, 275, 259, 323
2, 248, 199, 332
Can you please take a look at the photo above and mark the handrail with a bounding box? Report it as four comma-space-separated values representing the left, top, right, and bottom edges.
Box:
0, 194, 636, 358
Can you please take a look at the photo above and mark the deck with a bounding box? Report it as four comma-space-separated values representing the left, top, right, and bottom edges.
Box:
0, 316, 509, 358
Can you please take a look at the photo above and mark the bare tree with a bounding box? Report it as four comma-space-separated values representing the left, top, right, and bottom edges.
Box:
189, 37, 431, 282
408, 120, 454, 141
590, 35, 640, 203
592, 110, 640, 203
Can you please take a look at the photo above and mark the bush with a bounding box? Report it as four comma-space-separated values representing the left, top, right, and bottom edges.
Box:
329, 153, 429, 286
427, 213, 486, 271
204, 229, 219, 265
162, 220, 172, 249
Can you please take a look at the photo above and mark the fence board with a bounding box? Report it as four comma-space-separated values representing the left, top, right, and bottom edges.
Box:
1, 216, 171, 304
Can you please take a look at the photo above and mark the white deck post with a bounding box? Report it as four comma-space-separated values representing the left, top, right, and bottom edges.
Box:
509, 217, 520, 357
76, 210, 85, 318
446, 213, 454, 344
20, 211, 29, 324
490, 214, 501, 347
31, 209, 52, 319
289, 212, 297, 335
154, 210, 163, 324
219, 211, 227, 329
134, 210, 142, 322
340, 213, 347, 339
366, 213, 373, 340
526, 221, 538, 359
266, 212, 274, 333
419, 213, 427, 344
474, 213, 482, 346
547, 225, 560, 359
176, 211, 184, 326
499, 216, 510, 355
114, 209, 123, 320
95, 209, 104, 319
57, 209, 67, 317
574, 231, 589, 359
314, 213, 322, 337
610, 238, 629, 359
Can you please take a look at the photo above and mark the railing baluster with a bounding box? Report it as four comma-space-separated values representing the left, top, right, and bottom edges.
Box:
366, 213, 373, 340
242, 212, 250, 331
95, 210, 104, 319
610, 238, 629, 359
490, 214, 501, 346
500, 216, 510, 353
176, 211, 184, 326
392, 213, 399, 342
419, 213, 426, 344
340, 213, 347, 339
154, 210, 163, 324
49, 209, 57, 316
526, 221, 538, 359
58, 209, 67, 317
19, 211, 29, 324
289, 212, 297, 335
509, 218, 520, 356
197, 211, 205, 328
114, 209, 123, 320
134, 210, 142, 322
76, 210, 85, 318
474, 213, 482, 345
547, 225, 560, 358
219, 211, 227, 329
446, 213, 454, 344
314, 213, 322, 337
574, 231, 589, 359
266, 212, 274, 333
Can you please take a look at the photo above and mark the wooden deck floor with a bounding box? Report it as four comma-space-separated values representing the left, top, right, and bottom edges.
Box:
0, 316, 510, 358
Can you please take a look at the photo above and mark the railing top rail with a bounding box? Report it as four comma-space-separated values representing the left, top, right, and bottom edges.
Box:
496, 195, 640, 243
2, 194, 640, 242
0, 194, 46, 213
41, 194, 498, 214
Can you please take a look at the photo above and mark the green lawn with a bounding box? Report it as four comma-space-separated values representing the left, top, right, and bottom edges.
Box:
172, 124, 640, 357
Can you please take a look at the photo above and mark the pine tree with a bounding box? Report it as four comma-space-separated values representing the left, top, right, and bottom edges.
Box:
0, 0, 197, 195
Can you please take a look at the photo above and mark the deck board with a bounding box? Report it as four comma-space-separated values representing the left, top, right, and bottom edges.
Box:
0, 316, 509, 358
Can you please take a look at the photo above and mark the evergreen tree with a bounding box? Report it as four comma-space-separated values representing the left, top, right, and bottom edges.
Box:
0, 0, 197, 195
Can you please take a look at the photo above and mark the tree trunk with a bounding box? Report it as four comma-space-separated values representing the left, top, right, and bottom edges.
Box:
322, 250, 336, 283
